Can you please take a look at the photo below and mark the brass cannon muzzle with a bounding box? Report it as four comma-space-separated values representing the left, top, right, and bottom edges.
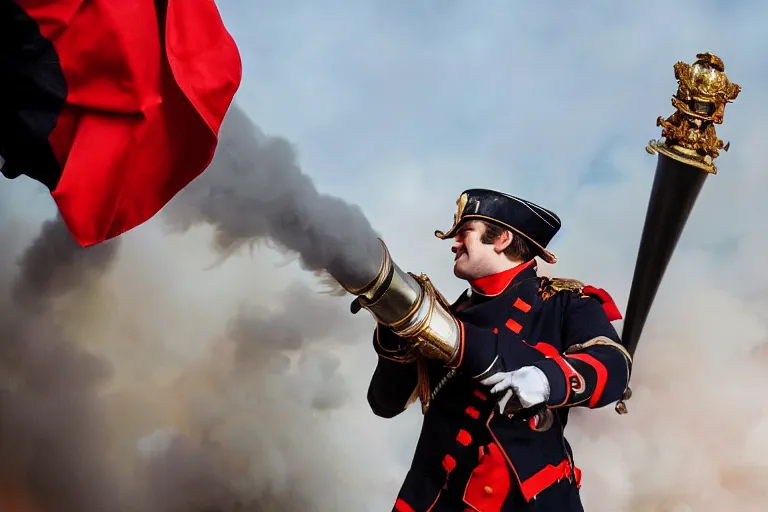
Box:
341, 239, 462, 365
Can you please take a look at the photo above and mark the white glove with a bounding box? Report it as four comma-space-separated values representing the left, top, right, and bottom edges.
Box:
480, 366, 551, 415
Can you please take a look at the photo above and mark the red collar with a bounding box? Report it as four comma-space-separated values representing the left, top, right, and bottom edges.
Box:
469, 260, 536, 296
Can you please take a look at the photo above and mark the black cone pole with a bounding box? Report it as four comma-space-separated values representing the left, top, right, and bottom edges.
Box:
614, 52, 741, 414
620, 153, 708, 357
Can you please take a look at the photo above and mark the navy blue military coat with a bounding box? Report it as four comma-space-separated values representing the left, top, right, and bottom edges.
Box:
367, 260, 631, 512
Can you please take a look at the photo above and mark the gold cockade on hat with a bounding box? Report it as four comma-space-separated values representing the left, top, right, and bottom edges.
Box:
434, 192, 469, 239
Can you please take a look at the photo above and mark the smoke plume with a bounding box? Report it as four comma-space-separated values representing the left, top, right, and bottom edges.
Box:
0, 197, 396, 511
0, 102, 405, 512
164, 103, 383, 291
0, 216, 123, 512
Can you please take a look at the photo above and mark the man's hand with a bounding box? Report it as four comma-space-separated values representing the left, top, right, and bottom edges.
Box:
480, 366, 551, 415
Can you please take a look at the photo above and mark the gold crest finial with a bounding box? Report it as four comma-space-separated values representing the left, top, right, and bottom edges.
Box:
646, 52, 742, 174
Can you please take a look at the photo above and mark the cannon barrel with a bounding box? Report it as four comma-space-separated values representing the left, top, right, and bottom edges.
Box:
337, 239, 463, 366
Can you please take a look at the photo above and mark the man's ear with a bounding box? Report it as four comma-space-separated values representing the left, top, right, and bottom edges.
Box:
494, 230, 513, 253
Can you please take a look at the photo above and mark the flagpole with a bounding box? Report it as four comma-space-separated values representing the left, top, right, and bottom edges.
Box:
616, 52, 741, 414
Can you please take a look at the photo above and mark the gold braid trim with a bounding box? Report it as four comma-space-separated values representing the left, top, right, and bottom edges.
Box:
565, 335, 633, 364
415, 356, 432, 413
538, 277, 585, 300
402, 356, 432, 412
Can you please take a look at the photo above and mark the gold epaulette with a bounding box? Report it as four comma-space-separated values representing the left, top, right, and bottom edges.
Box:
538, 276, 585, 300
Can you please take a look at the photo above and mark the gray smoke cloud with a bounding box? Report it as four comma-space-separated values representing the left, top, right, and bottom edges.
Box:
0, 199, 390, 511
12, 216, 119, 311
0, 217, 124, 512
164, 103, 383, 291
225, 281, 353, 410
0, 101, 400, 512
0, 101, 393, 510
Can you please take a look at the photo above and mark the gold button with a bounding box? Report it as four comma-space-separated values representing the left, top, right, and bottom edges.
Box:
484, 485, 493, 495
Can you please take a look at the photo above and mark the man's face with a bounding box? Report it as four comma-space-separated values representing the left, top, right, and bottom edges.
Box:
451, 220, 500, 280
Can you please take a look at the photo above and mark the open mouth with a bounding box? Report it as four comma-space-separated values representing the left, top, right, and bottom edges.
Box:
454, 249, 466, 262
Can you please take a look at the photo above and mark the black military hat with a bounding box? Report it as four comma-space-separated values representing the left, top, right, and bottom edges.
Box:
434, 188, 562, 264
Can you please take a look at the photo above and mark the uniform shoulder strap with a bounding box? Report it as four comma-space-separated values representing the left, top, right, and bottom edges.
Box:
539, 276, 623, 321
537, 276, 585, 300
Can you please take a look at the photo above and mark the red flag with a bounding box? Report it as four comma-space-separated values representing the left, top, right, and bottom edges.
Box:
2, 0, 242, 246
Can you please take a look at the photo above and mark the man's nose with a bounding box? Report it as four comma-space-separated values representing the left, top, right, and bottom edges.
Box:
451, 243, 461, 254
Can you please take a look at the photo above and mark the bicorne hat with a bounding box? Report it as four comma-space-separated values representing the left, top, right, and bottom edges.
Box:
434, 188, 562, 264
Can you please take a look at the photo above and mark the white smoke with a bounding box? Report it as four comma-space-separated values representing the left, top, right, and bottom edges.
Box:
63, 221, 416, 511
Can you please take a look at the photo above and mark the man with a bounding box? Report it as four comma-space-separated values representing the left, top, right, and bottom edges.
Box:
367, 189, 631, 511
